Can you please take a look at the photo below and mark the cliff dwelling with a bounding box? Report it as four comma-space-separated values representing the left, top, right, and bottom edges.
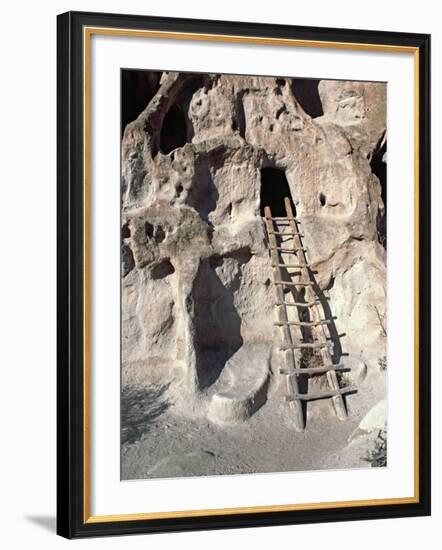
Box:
120, 71, 387, 479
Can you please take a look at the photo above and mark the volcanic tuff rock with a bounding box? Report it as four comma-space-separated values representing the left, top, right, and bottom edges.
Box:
121, 72, 387, 421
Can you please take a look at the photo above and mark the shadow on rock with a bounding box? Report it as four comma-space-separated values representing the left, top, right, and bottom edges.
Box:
121, 383, 171, 445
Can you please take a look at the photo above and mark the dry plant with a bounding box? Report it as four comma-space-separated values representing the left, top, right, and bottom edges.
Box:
373, 305, 387, 338
363, 429, 387, 467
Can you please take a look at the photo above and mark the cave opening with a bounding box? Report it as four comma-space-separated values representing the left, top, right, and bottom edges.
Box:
121, 69, 162, 137
160, 104, 187, 154
290, 78, 323, 119
371, 138, 387, 209
371, 134, 387, 248
260, 167, 296, 217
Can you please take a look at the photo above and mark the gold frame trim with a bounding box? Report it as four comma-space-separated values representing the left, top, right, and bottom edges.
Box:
83, 26, 420, 524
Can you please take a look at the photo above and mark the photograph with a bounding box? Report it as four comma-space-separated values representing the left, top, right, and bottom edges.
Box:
120, 70, 388, 480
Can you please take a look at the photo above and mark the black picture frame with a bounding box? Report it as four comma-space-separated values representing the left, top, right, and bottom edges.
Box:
57, 10, 431, 539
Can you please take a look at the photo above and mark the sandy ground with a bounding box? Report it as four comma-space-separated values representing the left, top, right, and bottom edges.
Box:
121, 365, 386, 480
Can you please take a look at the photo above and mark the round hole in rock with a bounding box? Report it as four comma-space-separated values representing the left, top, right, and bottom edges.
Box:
160, 105, 187, 154
151, 260, 175, 280
154, 225, 166, 243
121, 222, 131, 239
145, 221, 154, 238
122, 243, 135, 277
319, 192, 326, 206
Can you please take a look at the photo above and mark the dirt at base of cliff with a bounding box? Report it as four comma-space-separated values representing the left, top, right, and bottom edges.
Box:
121, 369, 386, 481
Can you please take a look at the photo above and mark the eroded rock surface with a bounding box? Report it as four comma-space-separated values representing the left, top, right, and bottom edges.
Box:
121, 72, 387, 429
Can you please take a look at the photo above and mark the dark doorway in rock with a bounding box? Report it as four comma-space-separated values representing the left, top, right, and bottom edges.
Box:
260, 167, 296, 217
160, 104, 187, 154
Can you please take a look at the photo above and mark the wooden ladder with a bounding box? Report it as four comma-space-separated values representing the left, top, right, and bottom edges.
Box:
264, 197, 354, 432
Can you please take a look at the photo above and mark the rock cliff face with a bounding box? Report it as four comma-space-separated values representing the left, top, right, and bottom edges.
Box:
121, 72, 387, 421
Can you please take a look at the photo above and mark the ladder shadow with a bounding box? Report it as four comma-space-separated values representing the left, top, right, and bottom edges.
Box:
308, 274, 354, 413
310, 278, 343, 361
278, 261, 353, 423
270, 213, 343, 365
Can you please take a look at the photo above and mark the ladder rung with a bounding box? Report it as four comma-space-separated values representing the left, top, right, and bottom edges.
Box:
274, 320, 330, 327
285, 387, 356, 402
272, 263, 310, 268
280, 342, 333, 350
280, 364, 348, 375
275, 301, 319, 307
268, 231, 305, 237
264, 216, 300, 222
274, 280, 313, 287
270, 247, 308, 253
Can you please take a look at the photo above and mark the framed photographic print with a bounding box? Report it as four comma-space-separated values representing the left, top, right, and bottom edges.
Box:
57, 10, 431, 538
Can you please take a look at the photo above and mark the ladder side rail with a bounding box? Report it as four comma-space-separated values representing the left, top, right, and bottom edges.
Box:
264, 206, 305, 431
